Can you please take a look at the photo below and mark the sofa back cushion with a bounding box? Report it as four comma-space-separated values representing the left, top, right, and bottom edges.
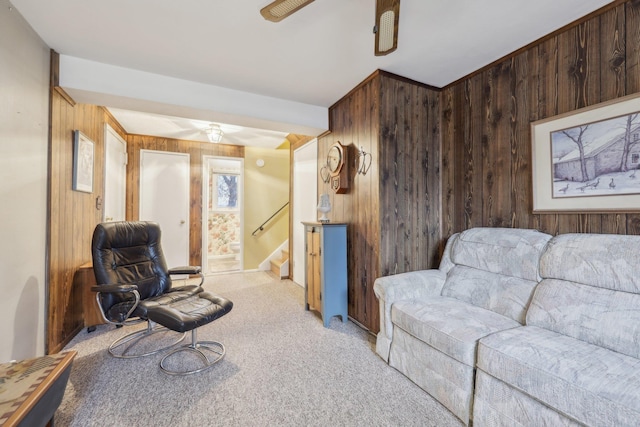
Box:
441, 228, 552, 323
449, 228, 552, 281
539, 233, 640, 293
528, 233, 640, 359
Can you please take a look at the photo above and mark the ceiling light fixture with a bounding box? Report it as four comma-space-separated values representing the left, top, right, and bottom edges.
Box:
206, 124, 224, 143
374, 0, 400, 56
260, 0, 315, 22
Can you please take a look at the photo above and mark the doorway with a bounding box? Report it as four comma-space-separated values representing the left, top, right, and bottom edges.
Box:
203, 156, 243, 274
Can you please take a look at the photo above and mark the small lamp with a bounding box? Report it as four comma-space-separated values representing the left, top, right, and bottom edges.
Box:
317, 193, 331, 223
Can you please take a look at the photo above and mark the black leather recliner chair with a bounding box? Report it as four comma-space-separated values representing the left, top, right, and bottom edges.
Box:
91, 221, 233, 375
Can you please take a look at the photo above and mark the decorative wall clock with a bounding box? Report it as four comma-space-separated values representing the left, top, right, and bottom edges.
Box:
327, 141, 348, 194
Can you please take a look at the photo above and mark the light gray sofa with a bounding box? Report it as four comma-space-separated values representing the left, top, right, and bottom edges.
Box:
375, 228, 640, 426
474, 232, 640, 426
374, 227, 553, 425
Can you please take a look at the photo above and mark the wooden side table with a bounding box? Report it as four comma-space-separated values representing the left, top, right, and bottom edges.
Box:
0, 351, 76, 427
74, 262, 106, 331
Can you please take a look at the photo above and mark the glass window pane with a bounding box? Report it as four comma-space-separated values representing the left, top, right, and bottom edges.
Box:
217, 175, 238, 208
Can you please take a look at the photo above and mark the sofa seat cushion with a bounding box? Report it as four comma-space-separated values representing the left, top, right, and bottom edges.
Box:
477, 326, 640, 426
392, 297, 520, 366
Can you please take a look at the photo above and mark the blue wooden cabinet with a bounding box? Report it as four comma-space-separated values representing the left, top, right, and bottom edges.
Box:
302, 222, 348, 327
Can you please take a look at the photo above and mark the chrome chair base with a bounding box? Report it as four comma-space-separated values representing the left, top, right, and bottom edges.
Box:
159, 329, 225, 375
108, 321, 186, 359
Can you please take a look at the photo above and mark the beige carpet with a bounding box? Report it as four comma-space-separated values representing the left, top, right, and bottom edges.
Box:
57, 271, 463, 426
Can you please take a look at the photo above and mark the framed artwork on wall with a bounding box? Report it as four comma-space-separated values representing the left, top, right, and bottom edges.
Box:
531, 92, 640, 213
72, 130, 94, 193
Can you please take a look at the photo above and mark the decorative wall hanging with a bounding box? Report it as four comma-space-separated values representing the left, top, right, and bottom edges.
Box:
355, 145, 372, 175
319, 164, 330, 183
531, 92, 640, 213
72, 130, 94, 193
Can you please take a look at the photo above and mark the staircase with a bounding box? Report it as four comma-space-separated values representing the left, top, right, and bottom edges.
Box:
269, 248, 289, 279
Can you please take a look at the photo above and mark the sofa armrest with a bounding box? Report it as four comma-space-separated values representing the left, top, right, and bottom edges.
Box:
373, 233, 459, 362
374, 269, 446, 302
374, 270, 446, 361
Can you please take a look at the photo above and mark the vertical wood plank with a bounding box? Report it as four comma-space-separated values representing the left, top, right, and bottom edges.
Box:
600, 4, 626, 102
626, 0, 640, 94
624, 0, 640, 232
440, 87, 456, 238
513, 48, 539, 229
465, 76, 485, 229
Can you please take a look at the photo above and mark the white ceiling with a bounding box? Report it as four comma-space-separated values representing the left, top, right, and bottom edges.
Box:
12, 0, 614, 146
109, 108, 290, 148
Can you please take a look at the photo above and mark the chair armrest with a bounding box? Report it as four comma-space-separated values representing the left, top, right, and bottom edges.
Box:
91, 284, 138, 293
374, 269, 446, 360
90, 284, 141, 325
168, 266, 202, 275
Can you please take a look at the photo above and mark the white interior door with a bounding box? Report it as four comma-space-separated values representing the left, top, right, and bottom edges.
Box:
103, 124, 127, 222
139, 150, 190, 267
292, 139, 318, 286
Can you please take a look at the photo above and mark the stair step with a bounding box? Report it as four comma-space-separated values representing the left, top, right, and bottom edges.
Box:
270, 258, 286, 268
270, 257, 288, 279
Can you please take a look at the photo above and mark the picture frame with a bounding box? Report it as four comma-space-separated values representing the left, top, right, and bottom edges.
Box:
531, 92, 640, 213
72, 130, 94, 193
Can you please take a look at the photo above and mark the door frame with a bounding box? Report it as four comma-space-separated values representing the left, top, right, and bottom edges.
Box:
102, 123, 127, 222
201, 155, 244, 274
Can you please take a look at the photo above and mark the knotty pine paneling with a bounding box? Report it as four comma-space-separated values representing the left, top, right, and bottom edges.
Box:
627, 0, 640, 94
47, 89, 124, 353
378, 73, 441, 275
320, 71, 441, 332
125, 135, 244, 266
442, 0, 640, 237
512, 48, 540, 230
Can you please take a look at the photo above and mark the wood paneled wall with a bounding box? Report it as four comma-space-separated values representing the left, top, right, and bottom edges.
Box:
321, 74, 380, 331
125, 135, 244, 266
442, 0, 640, 236
378, 74, 442, 275
47, 86, 126, 353
319, 71, 441, 332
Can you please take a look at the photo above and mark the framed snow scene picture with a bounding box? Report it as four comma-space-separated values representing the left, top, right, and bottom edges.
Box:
531, 92, 640, 213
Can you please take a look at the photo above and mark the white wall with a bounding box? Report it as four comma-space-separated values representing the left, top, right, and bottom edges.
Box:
0, 0, 50, 362
292, 139, 318, 286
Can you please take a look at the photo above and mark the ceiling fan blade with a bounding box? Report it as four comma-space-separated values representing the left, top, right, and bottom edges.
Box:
260, 0, 315, 23
374, 0, 400, 56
